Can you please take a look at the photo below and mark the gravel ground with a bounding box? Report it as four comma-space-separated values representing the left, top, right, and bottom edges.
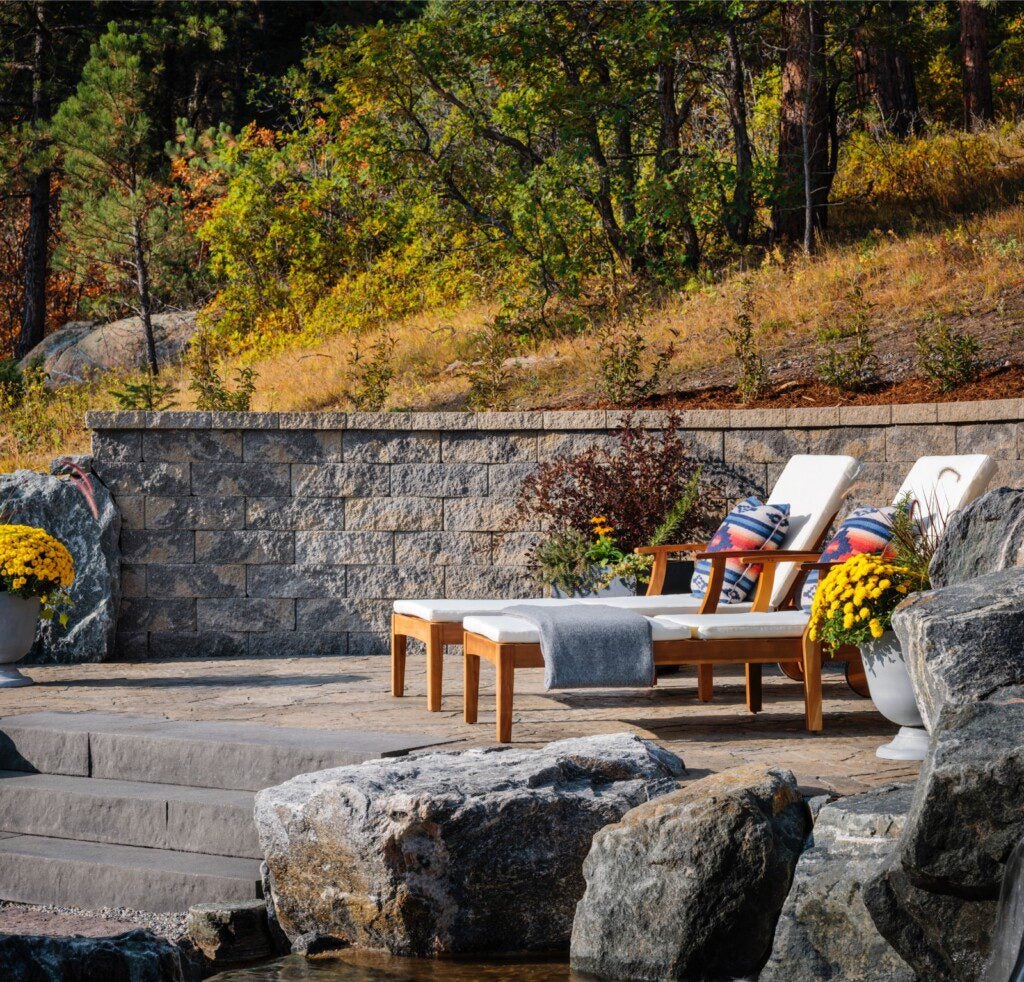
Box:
0, 901, 187, 940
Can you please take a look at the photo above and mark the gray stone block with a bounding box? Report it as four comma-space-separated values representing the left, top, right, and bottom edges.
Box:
146, 496, 245, 531
537, 432, 619, 460
295, 531, 394, 566
191, 463, 291, 497
786, 406, 841, 427
120, 598, 196, 633
246, 564, 346, 599
143, 429, 243, 463
198, 598, 295, 633
342, 430, 439, 463
841, 462, 901, 510
473, 411, 545, 430
146, 411, 214, 429
441, 432, 537, 463
723, 428, 808, 463
146, 564, 245, 599
85, 410, 148, 429
806, 425, 886, 459
672, 409, 731, 429
113, 632, 149, 659
146, 631, 247, 659
394, 531, 491, 566
291, 463, 389, 497
445, 564, 536, 598
297, 599, 390, 634
195, 531, 294, 565
543, 410, 607, 430
91, 430, 141, 462
93, 461, 191, 496
727, 407, 788, 429
242, 430, 342, 463
346, 564, 445, 599
114, 494, 146, 529
444, 497, 526, 531
277, 412, 347, 430
492, 531, 542, 566
247, 631, 348, 658
121, 530, 195, 564
937, 398, 1022, 423
884, 424, 956, 461
344, 496, 441, 531
245, 497, 347, 531
391, 463, 488, 497
891, 403, 938, 424
121, 564, 147, 598
955, 421, 1017, 458
839, 404, 892, 426
605, 410, 672, 429
209, 411, 279, 429
487, 462, 538, 497
346, 632, 389, 657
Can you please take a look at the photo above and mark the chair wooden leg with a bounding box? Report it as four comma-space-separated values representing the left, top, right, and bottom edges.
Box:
495, 649, 515, 744
803, 634, 823, 732
697, 664, 714, 702
390, 621, 407, 698
746, 664, 762, 713
463, 649, 480, 724
426, 624, 444, 712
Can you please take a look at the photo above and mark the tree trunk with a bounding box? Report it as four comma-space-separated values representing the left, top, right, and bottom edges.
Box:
131, 216, 159, 376
772, 0, 829, 244
853, 41, 921, 138
960, 0, 994, 132
16, 2, 50, 360
725, 23, 753, 245
655, 61, 700, 270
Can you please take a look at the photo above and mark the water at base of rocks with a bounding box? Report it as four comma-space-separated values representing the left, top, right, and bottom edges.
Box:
211, 951, 578, 981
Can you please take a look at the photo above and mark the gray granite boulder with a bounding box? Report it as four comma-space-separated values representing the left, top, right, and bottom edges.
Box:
930, 486, 1024, 588
0, 929, 202, 981
863, 686, 1024, 979
761, 783, 916, 982
892, 567, 1024, 730
255, 732, 683, 957
569, 766, 809, 981
0, 467, 120, 663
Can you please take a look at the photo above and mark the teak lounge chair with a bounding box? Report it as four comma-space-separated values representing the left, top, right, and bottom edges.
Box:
461, 454, 995, 743
390, 454, 861, 710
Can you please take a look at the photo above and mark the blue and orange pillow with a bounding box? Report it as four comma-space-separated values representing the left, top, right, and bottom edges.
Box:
799, 505, 897, 612
691, 497, 791, 604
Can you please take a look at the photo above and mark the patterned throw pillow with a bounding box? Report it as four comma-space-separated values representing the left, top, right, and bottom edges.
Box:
691, 496, 791, 604
799, 504, 897, 612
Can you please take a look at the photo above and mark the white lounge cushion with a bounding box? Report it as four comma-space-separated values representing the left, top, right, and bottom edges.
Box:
574, 595, 753, 615
463, 614, 682, 645
393, 598, 573, 622
652, 610, 810, 641
763, 454, 862, 609
894, 454, 995, 535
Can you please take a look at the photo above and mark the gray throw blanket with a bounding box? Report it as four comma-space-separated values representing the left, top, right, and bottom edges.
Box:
504, 603, 654, 690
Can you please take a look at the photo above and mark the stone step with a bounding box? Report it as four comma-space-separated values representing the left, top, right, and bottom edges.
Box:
0, 712, 448, 791
0, 771, 261, 859
0, 834, 262, 912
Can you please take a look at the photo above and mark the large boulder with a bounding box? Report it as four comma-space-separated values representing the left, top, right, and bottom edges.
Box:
0, 929, 202, 982
761, 783, 916, 981
255, 733, 683, 957
863, 686, 1024, 979
891, 566, 1024, 730
569, 766, 809, 981
930, 486, 1024, 588
0, 468, 120, 663
20, 311, 197, 385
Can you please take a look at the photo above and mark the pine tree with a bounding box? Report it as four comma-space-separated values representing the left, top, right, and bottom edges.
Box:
51, 23, 166, 375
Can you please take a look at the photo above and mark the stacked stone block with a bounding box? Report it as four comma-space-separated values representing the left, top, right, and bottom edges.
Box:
86, 399, 1023, 660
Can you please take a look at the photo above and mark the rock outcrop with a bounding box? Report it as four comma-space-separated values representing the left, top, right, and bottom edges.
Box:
0, 929, 202, 982
761, 783, 916, 981
569, 766, 808, 981
20, 311, 197, 385
863, 686, 1024, 980
891, 566, 1024, 730
255, 733, 683, 957
186, 900, 278, 965
930, 486, 1024, 588
0, 468, 120, 663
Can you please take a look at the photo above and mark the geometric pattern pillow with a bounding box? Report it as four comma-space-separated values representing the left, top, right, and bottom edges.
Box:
691, 496, 791, 605
799, 504, 898, 612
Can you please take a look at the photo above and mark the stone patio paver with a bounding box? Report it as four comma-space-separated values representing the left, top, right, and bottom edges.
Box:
0, 657, 919, 796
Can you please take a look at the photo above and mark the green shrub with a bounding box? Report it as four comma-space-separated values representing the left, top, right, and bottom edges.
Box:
0, 360, 24, 408
109, 373, 177, 411
186, 333, 257, 411
344, 334, 395, 411
597, 324, 675, 407
726, 293, 769, 403
817, 282, 878, 393
915, 318, 981, 393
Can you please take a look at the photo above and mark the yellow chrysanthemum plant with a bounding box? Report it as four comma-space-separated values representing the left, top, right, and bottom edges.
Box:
0, 525, 75, 626
808, 553, 923, 650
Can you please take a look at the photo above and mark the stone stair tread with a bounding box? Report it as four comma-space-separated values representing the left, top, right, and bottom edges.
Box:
0, 770, 259, 858
0, 834, 262, 912
0, 712, 451, 790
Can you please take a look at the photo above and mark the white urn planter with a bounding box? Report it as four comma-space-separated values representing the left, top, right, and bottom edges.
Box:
0, 593, 39, 688
860, 630, 928, 761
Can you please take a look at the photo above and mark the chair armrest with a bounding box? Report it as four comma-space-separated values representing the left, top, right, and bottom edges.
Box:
800, 561, 842, 572
635, 543, 706, 556
733, 550, 823, 564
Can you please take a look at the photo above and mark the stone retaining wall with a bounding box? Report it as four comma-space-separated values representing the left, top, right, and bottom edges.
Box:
85, 400, 1024, 659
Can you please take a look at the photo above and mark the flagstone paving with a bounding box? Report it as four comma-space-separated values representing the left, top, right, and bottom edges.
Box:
0, 657, 918, 796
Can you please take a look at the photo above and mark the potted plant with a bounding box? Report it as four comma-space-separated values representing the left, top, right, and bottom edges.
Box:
0, 524, 75, 687
516, 414, 720, 598
808, 552, 928, 760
